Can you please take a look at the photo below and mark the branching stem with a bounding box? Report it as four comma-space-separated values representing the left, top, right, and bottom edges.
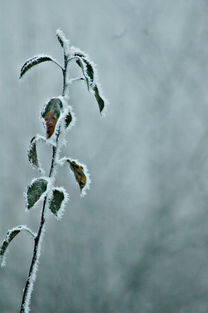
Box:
16, 29, 105, 313
19, 49, 68, 313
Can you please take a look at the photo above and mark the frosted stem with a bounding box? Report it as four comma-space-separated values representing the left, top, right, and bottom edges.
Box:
19, 38, 70, 313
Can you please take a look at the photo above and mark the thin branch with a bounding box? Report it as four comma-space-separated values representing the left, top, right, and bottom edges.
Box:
23, 228, 36, 239
51, 59, 64, 71
68, 77, 85, 84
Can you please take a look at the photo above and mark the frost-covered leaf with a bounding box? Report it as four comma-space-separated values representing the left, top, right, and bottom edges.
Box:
49, 188, 68, 219
27, 136, 45, 173
75, 58, 90, 89
73, 51, 106, 113
74, 51, 95, 90
26, 178, 48, 209
0, 229, 20, 262
65, 111, 72, 128
0, 226, 35, 267
56, 30, 64, 47
67, 160, 89, 193
49, 189, 64, 215
62, 105, 76, 130
56, 29, 71, 57
20, 55, 56, 78
93, 84, 105, 113
84, 59, 94, 82
75, 52, 94, 90
42, 98, 63, 138
28, 137, 39, 169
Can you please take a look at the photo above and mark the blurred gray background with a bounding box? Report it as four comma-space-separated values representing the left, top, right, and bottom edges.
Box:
1, 0, 208, 312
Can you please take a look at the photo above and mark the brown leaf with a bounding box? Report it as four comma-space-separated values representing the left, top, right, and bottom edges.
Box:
42, 98, 62, 138
68, 160, 87, 190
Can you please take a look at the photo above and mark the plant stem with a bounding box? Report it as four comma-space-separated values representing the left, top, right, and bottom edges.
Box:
19, 139, 58, 313
19, 55, 68, 313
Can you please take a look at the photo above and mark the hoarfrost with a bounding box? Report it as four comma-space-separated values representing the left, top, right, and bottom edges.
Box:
70, 46, 108, 114
0, 225, 35, 267
27, 137, 45, 174
68, 158, 91, 197
48, 187, 69, 220
22, 224, 46, 313
56, 29, 71, 57
24, 176, 51, 211
20, 54, 62, 78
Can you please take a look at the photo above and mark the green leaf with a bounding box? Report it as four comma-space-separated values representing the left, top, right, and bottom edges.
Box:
0, 226, 35, 267
65, 111, 72, 128
28, 137, 39, 169
74, 52, 106, 113
20, 55, 55, 78
0, 229, 20, 261
42, 98, 62, 138
93, 84, 105, 113
56, 30, 64, 47
49, 188, 65, 217
75, 53, 94, 90
26, 178, 48, 209
56, 29, 70, 51
80, 57, 94, 82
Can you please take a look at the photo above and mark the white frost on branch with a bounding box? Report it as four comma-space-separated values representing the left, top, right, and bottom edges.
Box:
22, 224, 46, 313
35, 134, 56, 147
56, 156, 68, 167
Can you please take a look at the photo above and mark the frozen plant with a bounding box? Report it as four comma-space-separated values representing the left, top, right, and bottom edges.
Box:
0, 29, 107, 313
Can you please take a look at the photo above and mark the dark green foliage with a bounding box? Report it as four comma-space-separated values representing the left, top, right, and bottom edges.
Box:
75, 53, 94, 82
26, 178, 48, 209
75, 53, 94, 90
28, 137, 39, 169
49, 189, 65, 216
0, 229, 21, 259
93, 84, 105, 113
65, 111, 72, 128
20, 56, 55, 78
56, 32, 64, 47
74, 53, 105, 113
